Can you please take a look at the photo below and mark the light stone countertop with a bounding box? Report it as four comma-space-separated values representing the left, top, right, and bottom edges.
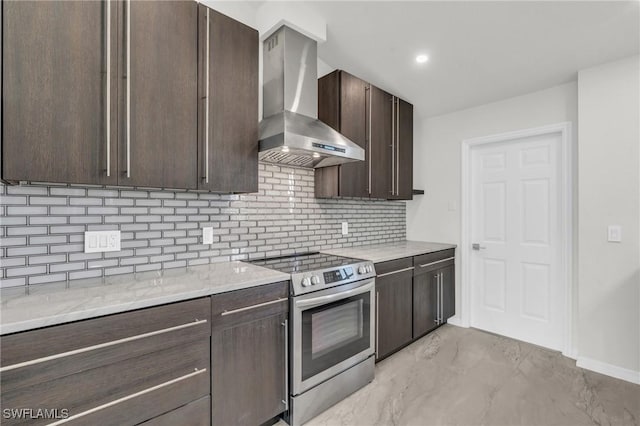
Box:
0, 261, 290, 335
322, 240, 456, 264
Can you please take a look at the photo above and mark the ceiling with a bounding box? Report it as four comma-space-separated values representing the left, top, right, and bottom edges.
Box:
275, 1, 639, 118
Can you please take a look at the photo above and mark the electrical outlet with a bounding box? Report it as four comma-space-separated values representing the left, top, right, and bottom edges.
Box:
84, 231, 121, 253
607, 225, 622, 242
202, 227, 214, 244
341, 222, 348, 235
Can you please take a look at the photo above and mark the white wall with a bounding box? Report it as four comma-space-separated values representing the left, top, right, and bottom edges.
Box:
407, 81, 579, 344
576, 56, 640, 380
408, 55, 640, 383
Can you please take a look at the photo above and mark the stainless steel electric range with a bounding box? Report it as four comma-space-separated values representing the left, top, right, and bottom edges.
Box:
249, 252, 376, 426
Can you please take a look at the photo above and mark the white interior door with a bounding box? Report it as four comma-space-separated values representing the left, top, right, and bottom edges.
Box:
470, 131, 563, 350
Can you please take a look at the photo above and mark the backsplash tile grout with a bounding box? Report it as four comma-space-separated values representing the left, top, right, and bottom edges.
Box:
0, 163, 406, 287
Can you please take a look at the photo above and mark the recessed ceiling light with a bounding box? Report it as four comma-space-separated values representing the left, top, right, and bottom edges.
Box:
416, 54, 429, 64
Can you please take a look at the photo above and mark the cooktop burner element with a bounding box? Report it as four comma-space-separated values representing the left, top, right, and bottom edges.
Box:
249, 252, 375, 295
249, 252, 362, 274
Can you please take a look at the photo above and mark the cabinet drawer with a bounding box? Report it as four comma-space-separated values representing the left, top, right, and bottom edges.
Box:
141, 396, 210, 426
413, 249, 455, 275
1, 297, 211, 368
1, 340, 209, 426
212, 281, 288, 330
375, 257, 413, 277
1, 299, 211, 393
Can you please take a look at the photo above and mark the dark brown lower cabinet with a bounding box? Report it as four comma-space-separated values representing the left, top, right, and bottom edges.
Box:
412, 266, 439, 339
441, 264, 455, 322
141, 396, 211, 426
0, 298, 211, 426
375, 257, 414, 360
373, 249, 456, 358
413, 251, 455, 339
211, 281, 289, 426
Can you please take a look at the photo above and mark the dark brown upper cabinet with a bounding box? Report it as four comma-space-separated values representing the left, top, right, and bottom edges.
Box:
120, 1, 198, 189
315, 71, 370, 198
389, 97, 414, 200
197, 6, 259, 193
2, 0, 118, 185
315, 70, 413, 200
370, 86, 393, 199
2, 2, 258, 193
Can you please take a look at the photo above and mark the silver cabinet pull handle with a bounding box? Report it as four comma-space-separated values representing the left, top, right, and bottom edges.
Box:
282, 318, 289, 410
204, 8, 210, 183
376, 266, 414, 278
434, 273, 440, 324
0, 319, 208, 372
367, 84, 372, 195
390, 96, 395, 194
440, 272, 444, 324
125, 0, 131, 178
221, 297, 286, 316
48, 368, 208, 425
105, 0, 111, 177
418, 257, 455, 268
396, 98, 400, 195
375, 290, 380, 357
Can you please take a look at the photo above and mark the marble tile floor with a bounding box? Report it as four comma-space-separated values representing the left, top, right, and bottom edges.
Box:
285, 325, 640, 426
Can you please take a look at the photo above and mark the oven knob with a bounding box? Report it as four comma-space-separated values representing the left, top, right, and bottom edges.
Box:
311, 275, 320, 285
358, 266, 367, 275
301, 277, 311, 287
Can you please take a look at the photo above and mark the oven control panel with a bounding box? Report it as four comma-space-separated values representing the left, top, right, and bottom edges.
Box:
323, 267, 354, 284
292, 262, 375, 295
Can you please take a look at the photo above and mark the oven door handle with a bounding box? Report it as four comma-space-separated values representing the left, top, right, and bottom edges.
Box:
295, 280, 374, 309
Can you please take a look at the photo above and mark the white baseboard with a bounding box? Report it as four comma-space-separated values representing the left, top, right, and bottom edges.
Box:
576, 356, 640, 385
446, 316, 466, 328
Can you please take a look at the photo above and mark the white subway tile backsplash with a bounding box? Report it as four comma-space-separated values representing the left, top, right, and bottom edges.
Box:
0, 164, 405, 287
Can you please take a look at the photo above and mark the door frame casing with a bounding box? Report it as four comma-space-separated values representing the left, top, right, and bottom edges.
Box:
457, 122, 574, 358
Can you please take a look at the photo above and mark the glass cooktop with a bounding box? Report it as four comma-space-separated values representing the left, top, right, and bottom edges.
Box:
249, 252, 365, 275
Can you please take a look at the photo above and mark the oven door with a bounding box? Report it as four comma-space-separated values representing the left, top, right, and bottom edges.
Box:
292, 278, 375, 395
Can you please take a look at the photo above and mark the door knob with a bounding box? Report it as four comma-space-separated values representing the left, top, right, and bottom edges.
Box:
472, 243, 487, 250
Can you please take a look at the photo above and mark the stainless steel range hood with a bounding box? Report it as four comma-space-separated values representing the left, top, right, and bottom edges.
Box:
259, 26, 364, 168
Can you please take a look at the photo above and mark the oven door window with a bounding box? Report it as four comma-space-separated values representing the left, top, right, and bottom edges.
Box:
301, 292, 371, 381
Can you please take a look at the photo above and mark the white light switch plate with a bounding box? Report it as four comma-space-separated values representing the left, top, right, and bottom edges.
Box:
607, 225, 622, 242
341, 222, 349, 235
84, 231, 121, 253
202, 227, 214, 244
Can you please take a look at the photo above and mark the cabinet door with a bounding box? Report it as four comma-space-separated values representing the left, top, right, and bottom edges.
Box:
338, 71, 370, 198
2, 1, 118, 184
212, 313, 287, 426
413, 271, 438, 338
395, 98, 414, 200
369, 86, 393, 199
198, 7, 258, 193
441, 264, 456, 322
376, 269, 413, 360
121, 1, 198, 189
211, 282, 288, 426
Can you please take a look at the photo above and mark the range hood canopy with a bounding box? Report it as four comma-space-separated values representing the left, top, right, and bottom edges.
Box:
258, 26, 364, 168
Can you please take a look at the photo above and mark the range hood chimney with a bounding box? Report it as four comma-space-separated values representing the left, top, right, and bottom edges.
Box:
258, 26, 364, 168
